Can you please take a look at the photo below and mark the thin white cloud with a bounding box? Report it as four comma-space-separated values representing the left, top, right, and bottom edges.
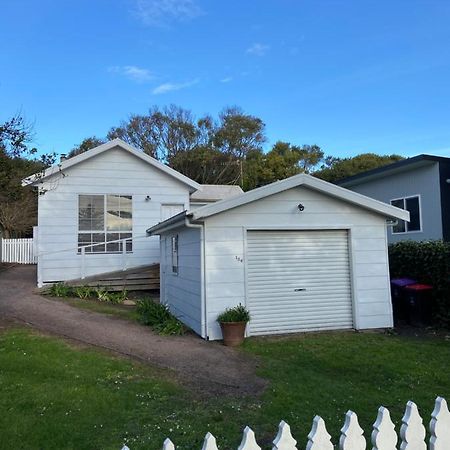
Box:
220, 76, 233, 83
152, 78, 199, 95
108, 65, 154, 83
246, 43, 270, 57
133, 0, 203, 27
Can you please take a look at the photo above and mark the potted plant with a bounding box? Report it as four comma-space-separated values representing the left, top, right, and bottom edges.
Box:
217, 304, 251, 346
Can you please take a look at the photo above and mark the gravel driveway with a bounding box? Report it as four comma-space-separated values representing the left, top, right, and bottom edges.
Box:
0, 265, 266, 396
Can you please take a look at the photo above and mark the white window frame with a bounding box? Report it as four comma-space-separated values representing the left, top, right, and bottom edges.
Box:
77, 194, 133, 254
390, 194, 422, 234
171, 235, 179, 275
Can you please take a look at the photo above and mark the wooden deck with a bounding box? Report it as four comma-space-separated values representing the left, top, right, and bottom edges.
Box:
67, 264, 160, 291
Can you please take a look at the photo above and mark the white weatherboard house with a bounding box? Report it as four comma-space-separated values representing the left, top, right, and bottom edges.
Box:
148, 174, 409, 340
23, 139, 242, 287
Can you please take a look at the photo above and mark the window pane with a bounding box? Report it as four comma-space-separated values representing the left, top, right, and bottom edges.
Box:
391, 199, 404, 209
391, 199, 405, 233
172, 235, 178, 274
106, 233, 120, 252
91, 195, 104, 210
106, 195, 132, 231
120, 233, 132, 252
406, 197, 421, 231
92, 233, 105, 253
393, 220, 406, 233
91, 218, 104, 231
121, 196, 132, 212
78, 233, 91, 253
79, 195, 92, 210
79, 218, 92, 231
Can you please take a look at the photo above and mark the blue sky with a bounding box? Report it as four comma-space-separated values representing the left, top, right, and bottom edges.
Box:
1, 0, 450, 158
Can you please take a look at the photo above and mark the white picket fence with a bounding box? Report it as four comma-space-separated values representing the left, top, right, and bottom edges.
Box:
121, 397, 450, 450
1, 238, 36, 264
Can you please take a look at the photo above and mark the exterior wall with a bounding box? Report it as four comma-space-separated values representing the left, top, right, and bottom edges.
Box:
344, 163, 442, 243
203, 186, 393, 340
438, 161, 450, 241
37, 146, 190, 285
160, 227, 202, 335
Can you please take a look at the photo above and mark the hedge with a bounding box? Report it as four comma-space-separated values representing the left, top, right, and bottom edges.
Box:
388, 240, 450, 326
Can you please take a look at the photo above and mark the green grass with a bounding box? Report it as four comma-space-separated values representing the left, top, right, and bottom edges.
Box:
0, 329, 449, 449
50, 296, 139, 321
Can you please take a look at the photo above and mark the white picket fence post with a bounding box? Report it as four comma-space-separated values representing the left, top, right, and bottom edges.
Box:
120, 398, 450, 450
1, 238, 36, 264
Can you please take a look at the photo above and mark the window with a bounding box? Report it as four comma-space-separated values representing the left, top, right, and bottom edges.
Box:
390, 195, 421, 233
78, 195, 132, 253
171, 235, 178, 274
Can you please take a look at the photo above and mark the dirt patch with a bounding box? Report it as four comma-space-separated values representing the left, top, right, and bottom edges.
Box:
0, 265, 267, 397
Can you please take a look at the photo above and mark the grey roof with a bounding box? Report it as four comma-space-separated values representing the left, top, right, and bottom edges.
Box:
337, 154, 450, 187
190, 184, 244, 202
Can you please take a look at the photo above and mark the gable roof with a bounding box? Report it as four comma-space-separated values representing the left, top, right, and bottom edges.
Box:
190, 184, 244, 202
148, 172, 409, 235
22, 138, 201, 191
337, 154, 450, 188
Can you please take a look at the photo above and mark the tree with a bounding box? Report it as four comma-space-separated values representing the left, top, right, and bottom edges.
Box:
107, 105, 199, 161
213, 107, 266, 159
0, 115, 52, 237
314, 153, 404, 182
242, 141, 326, 190
68, 136, 105, 158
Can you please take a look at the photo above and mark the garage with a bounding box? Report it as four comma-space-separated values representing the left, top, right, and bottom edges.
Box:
149, 173, 410, 340
247, 230, 353, 335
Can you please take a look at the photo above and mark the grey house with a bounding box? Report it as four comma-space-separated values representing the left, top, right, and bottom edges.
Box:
338, 155, 450, 243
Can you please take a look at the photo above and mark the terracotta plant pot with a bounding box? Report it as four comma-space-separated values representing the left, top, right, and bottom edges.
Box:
220, 321, 247, 346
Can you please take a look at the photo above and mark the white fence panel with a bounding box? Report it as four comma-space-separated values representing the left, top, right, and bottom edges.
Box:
121, 398, 450, 450
1, 238, 36, 264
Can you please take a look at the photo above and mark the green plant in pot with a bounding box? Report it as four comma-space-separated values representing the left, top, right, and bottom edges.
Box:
217, 304, 250, 346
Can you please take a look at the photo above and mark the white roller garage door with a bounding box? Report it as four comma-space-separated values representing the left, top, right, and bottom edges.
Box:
246, 230, 353, 335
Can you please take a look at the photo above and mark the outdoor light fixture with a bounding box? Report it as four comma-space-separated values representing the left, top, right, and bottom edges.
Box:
145, 195, 151, 201
298, 203, 305, 211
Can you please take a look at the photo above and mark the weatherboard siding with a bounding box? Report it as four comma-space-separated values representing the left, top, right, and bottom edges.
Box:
160, 228, 202, 335
203, 186, 392, 340
37, 146, 190, 285
345, 163, 443, 243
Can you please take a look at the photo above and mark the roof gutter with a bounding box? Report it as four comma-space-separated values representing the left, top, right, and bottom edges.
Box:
146, 211, 189, 235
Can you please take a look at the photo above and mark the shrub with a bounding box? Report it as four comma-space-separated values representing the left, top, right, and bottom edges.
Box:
388, 240, 450, 326
94, 288, 127, 304
217, 304, 251, 323
153, 316, 186, 336
49, 283, 73, 297
136, 299, 186, 335
74, 286, 95, 300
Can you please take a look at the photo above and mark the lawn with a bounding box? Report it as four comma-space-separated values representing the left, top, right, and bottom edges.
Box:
0, 328, 448, 450
52, 295, 139, 321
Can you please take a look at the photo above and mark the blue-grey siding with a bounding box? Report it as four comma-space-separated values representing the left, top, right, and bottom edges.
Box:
343, 163, 442, 243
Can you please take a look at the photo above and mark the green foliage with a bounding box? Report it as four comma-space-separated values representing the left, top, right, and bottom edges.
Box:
67, 136, 105, 158
74, 286, 95, 299
153, 316, 186, 336
388, 240, 450, 325
217, 304, 251, 323
0, 116, 48, 237
243, 141, 325, 190
315, 153, 404, 182
136, 299, 186, 335
49, 283, 73, 297
94, 287, 127, 304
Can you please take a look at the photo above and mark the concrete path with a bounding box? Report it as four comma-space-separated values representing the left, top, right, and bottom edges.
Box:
0, 265, 266, 396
